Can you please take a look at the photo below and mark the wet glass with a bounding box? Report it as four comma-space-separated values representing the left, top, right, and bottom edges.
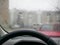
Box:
0, 0, 60, 32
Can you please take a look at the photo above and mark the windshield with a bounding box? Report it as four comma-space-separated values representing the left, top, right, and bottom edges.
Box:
0, 0, 60, 33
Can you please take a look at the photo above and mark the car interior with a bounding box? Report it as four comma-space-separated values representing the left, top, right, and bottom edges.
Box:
0, 0, 60, 45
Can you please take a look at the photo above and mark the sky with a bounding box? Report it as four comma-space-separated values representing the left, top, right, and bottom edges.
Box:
9, 0, 58, 11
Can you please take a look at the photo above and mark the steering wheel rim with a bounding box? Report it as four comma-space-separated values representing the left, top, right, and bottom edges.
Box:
0, 30, 57, 45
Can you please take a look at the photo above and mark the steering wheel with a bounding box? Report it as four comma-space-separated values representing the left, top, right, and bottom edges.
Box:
0, 30, 57, 45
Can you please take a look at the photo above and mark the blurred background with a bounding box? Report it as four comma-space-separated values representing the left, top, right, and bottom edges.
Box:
0, 0, 60, 32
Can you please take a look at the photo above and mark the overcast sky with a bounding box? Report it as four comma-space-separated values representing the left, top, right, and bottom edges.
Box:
9, 0, 58, 11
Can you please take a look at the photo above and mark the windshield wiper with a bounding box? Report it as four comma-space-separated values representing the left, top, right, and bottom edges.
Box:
0, 25, 9, 34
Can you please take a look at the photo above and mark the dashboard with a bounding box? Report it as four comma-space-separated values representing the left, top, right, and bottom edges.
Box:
3, 36, 46, 45
2, 36, 60, 45
51, 37, 60, 45
0, 28, 59, 45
